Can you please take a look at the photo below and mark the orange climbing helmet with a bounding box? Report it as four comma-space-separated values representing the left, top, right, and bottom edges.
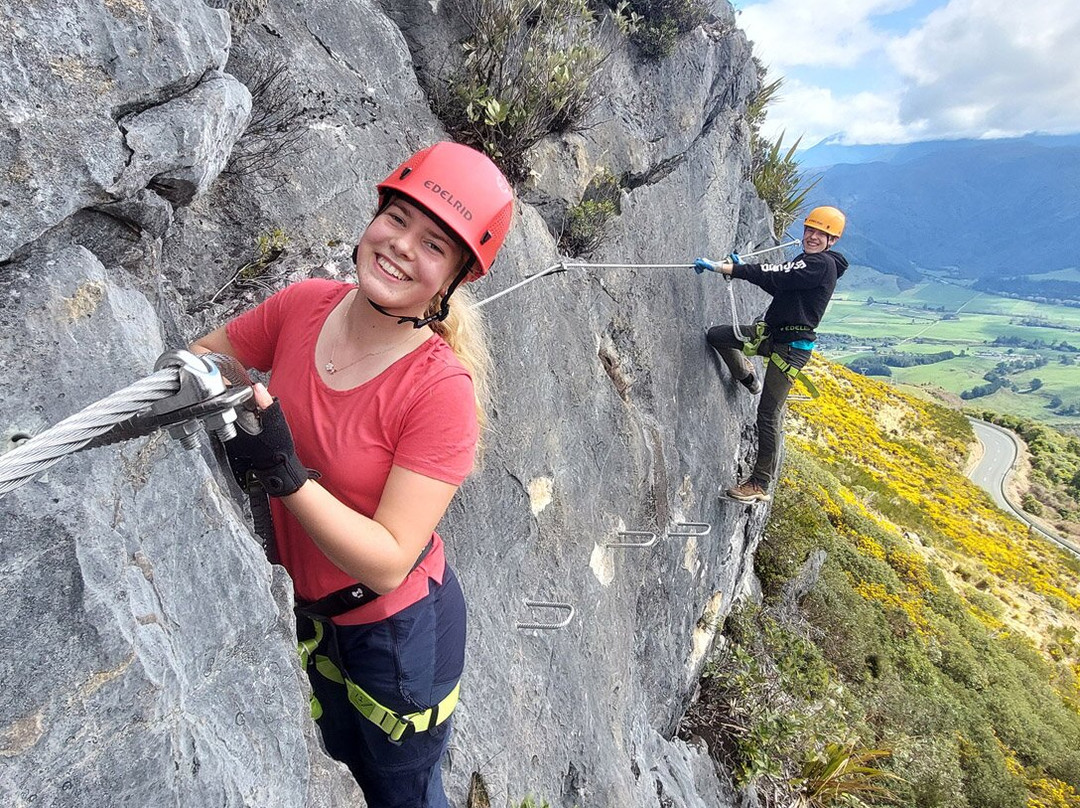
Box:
803, 205, 846, 238
377, 141, 515, 278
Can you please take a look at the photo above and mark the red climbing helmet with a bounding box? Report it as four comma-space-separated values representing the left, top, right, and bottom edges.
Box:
377, 141, 515, 278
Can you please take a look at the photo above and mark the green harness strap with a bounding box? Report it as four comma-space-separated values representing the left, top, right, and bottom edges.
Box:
741, 322, 820, 399
740, 321, 769, 359
298, 619, 459, 742
768, 351, 820, 399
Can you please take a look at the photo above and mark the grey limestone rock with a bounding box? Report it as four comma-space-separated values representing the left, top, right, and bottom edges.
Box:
0, 0, 783, 805
116, 72, 252, 204
0, 246, 363, 805
0, 0, 245, 261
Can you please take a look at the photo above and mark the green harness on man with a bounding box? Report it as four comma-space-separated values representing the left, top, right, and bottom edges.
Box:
741, 322, 820, 399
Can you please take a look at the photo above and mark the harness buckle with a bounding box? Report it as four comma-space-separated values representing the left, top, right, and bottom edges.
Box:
388, 720, 417, 744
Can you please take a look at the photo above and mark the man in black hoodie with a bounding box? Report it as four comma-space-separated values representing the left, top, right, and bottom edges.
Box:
704, 206, 849, 503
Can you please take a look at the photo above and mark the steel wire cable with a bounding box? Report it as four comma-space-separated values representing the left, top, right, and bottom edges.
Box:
473, 261, 696, 310
0, 367, 181, 497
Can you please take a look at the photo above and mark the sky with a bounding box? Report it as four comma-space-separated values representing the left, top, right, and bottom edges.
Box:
729, 0, 1080, 149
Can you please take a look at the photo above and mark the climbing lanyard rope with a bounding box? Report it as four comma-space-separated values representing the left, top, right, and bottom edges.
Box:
0, 351, 251, 497
473, 240, 799, 312
469, 239, 820, 399
725, 277, 750, 342
473, 260, 694, 310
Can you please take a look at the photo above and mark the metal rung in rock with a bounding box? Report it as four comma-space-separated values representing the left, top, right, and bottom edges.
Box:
604, 530, 658, 548
516, 600, 575, 630
667, 522, 711, 538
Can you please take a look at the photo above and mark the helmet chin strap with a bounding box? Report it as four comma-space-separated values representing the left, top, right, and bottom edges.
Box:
365, 262, 473, 329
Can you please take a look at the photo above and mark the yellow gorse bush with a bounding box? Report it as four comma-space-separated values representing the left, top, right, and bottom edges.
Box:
1029, 776, 1080, 808
789, 360, 1080, 618
754, 357, 1080, 805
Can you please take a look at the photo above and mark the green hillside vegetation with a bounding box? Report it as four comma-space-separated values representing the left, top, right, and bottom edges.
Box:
818, 268, 1080, 430
969, 411, 1080, 545
685, 361, 1080, 808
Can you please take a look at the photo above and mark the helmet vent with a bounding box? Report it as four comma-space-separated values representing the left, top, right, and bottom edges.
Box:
480, 231, 492, 245
399, 167, 412, 179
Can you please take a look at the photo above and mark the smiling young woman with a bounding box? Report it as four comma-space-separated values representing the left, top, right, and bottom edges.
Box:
189, 142, 514, 807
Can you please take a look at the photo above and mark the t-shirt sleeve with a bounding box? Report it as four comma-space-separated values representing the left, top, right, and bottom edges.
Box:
225, 283, 302, 371
393, 371, 479, 486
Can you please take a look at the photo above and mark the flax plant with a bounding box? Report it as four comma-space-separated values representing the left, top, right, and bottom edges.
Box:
437, 0, 611, 179
792, 743, 900, 807
746, 68, 819, 235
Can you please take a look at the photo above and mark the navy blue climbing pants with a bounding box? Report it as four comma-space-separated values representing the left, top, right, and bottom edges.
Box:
297, 566, 466, 808
707, 324, 811, 487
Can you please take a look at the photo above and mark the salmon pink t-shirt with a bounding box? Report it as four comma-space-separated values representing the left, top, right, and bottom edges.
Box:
226, 278, 478, 625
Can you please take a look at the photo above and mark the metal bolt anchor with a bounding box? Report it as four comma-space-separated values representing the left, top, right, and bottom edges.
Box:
516, 599, 575, 630
604, 530, 659, 548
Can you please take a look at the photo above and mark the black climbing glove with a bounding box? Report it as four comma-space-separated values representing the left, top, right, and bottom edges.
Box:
224, 400, 312, 497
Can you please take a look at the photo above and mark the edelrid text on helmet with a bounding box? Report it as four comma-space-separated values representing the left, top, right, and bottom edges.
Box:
422, 180, 473, 222
377, 142, 514, 278
803, 205, 845, 238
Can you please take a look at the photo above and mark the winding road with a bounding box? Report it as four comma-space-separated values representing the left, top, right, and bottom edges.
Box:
967, 418, 1080, 557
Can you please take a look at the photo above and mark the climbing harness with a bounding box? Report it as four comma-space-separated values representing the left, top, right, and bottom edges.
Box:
298, 618, 459, 742
0, 350, 251, 497
767, 350, 820, 399
738, 322, 820, 399
294, 539, 435, 620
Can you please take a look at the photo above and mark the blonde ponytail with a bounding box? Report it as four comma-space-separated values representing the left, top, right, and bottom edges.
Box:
426, 285, 494, 444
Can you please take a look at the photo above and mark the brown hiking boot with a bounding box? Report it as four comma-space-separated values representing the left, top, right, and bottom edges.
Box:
726, 479, 770, 502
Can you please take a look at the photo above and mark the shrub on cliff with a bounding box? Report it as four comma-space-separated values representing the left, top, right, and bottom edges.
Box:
695, 361, 1080, 806
433, 0, 611, 180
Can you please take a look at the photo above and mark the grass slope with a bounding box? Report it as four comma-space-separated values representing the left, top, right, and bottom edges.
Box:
686, 360, 1080, 808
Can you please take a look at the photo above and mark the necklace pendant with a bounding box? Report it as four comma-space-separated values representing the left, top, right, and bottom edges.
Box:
325, 361, 336, 374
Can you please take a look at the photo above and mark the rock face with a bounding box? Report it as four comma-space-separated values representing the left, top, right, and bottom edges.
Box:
0, 1, 780, 805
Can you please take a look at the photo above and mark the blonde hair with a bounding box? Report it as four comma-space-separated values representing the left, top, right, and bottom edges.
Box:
426, 284, 494, 441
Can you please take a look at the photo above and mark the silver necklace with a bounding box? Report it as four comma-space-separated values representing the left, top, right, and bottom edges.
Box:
325, 313, 414, 375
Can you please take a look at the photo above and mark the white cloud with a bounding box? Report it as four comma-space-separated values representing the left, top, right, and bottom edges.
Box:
888, 0, 1080, 139
738, 0, 1080, 145
761, 81, 913, 147
737, 0, 913, 70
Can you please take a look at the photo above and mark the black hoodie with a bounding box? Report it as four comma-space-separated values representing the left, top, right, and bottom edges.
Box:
731, 249, 849, 344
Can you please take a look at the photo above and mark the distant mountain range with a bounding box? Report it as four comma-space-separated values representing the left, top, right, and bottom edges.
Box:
796, 134, 1080, 301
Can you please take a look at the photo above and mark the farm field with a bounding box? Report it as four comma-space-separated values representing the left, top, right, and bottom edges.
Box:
817, 268, 1080, 430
